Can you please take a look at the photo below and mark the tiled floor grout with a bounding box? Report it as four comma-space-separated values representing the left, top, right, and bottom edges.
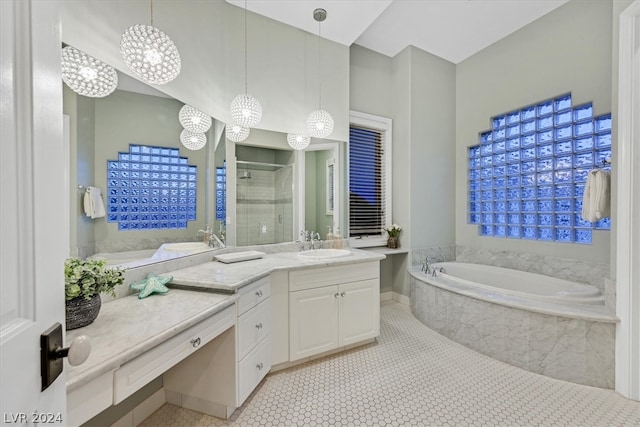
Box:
140, 302, 640, 426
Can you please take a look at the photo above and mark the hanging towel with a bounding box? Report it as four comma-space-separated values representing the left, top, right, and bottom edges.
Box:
582, 169, 611, 223
83, 186, 106, 219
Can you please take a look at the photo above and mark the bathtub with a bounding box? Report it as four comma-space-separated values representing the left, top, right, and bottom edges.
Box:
409, 261, 617, 389
428, 261, 604, 305
90, 242, 212, 268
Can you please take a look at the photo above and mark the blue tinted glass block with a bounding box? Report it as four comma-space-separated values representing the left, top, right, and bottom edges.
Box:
469, 146, 481, 159
108, 213, 118, 222
130, 154, 140, 162
481, 190, 492, 201
522, 187, 536, 199
537, 116, 553, 130
493, 116, 506, 129
555, 94, 572, 111
537, 172, 553, 185
481, 169, 492, 179
574, 184, 585, 198
555, 170, 572, 183
480, 179, 492, 189
575, 199, 584, 213
575, 229, 592, 244
521, 120, 536, 134
494, 202, 506, 212
556, 228, 572, 242
574, 104, 593, 122
170, 157, 179, 164
481, 225, 494, 236
493, 153, 505, 165
170, 149, 179, 156
574, 168, 590, 183
482, 202, 493, 212
506, 151, 520, 164
494, 178, 505, 187
521, 148, 536, 160
469, 191, 480, 202
538, 214, 552, 226
508, 201, 521, 212
130, 145, 140, 153
151, 164, 161, 171
574, 136, 593, 152
481, 144, 493, 156
121, 171, 129, 179
506, 124, 520, 138
538, 200, 553, 212
538, 228, 553, 241
495, 213, 506, 224
140, 155, 150, 163
555, 199, 572, 212
108, 161, 119, 170
521, 106, 536, 120
538, 186, 553, 199
482, 213, 492, 224
596, 133, 611, 149
507, 176, 520, 187
537, 101, 553, 116
537, 130, 553, 144
120, 162, 129, 170
469, 180, 480, 191
118, 222, 129, 231
555, 184, 573, 198
537, 158, 553, 172
469, 170, 480, 180
574, 121, 594, 137
523, 200, 536, 212
151, 147, 161, 155
469, 213, 481, 224
521, 134, 536, 147
508, 213, 521, 224
493, 141, 506, 154
481, 156, 492, 167
493, 128, 506, 141
493, 166, 505, 177
480, 131, 492, 144
554, 126, 572, 141
555, 155, 572, 170
506, 163, 520, 176
522, 174, 536, 186
506, 138, 520, 151
129, 222, 140, 230
523, 227, 536, 239
109, 170, 118, 179
495, 226, 506, 237
520, 161, 534, 173
556, 214, 572, 227
494, 189, 506, 199
574, 152, 593, 167
595, 149, 612, 165
595, 217, 611, 230
554, 110, 572, 126
507, 226, 521, 238
507, 188, 521, 200
523, 214, 536, 225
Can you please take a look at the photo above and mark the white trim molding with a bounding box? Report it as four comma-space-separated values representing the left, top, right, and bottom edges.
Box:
615, 0, 640, 401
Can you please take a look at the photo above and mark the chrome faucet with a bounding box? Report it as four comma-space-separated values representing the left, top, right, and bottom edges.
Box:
310, 232, 321, 250
209, 232, 226, 249
421, 256, 430, 273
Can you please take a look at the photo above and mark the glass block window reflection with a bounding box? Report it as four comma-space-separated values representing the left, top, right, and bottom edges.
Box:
107, 144, 197, 231
215, 160, 226, 222
468, 94, 611, 244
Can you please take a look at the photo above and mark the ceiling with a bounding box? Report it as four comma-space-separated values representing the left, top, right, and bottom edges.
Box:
226, 0, 569, 64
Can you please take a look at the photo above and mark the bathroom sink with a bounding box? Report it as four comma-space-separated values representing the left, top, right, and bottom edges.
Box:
297, 249, 352, 260
162, 242, 209, 252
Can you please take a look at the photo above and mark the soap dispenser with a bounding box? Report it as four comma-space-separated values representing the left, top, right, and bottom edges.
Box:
326, 226, 334, 241
333, 226, 342, 249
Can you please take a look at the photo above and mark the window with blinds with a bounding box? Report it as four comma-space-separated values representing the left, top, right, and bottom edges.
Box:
349, 126, 386, 237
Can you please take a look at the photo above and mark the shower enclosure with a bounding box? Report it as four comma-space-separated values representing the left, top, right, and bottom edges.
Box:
235, 146, 294, 246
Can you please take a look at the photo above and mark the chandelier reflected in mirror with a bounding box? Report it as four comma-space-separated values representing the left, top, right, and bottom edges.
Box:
180, 129, 206, 150
287, 134, 311, 151
226, 124, 250, 142
179, 105, 212, 133
61, 46, 118, 98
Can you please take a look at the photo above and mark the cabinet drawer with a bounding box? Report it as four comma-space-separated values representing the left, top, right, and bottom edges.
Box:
289, 262, 379, 292
113, 305, 235, 404
238, 335, 271, 405
238, 298, 271, 359
237, 277, 270, 315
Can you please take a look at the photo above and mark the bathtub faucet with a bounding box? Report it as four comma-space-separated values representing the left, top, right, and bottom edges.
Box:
421, 257, 430, 273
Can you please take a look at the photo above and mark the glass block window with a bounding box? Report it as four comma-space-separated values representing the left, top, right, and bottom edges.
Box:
468, 94, 611, 244
107, 144, 197, 231
215, 160, 226, 222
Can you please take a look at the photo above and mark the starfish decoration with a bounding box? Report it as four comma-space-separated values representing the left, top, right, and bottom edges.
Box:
129, 273, 172, 299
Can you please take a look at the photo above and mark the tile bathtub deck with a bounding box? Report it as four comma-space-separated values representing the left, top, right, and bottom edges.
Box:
140, 302, 639, 426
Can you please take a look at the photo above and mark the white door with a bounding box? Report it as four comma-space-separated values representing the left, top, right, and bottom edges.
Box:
1, 0, 68, 424
289, 286, 339, 361
338, 279, 380, 346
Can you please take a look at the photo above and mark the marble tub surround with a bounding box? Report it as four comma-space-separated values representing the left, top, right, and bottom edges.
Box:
455, 245, 610, 292
166, 248, 385, 293
410, 273, 616, 389
411, 245, 456, 267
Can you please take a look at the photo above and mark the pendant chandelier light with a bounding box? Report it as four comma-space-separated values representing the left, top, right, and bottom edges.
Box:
180, 129, 206, 150
230, 0, 262, 128
179, 105, 212, 133
61, 46, 118, 98
306, 8, 334, 139
226, 123, 250, 142
287, 134, 311, 151
120, 0, 181, 85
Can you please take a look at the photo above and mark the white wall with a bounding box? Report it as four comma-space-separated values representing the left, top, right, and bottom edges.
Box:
455, 0, 614, 262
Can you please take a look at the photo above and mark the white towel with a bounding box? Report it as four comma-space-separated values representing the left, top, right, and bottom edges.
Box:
582, 169, 610, 223
83, 186, 106, 219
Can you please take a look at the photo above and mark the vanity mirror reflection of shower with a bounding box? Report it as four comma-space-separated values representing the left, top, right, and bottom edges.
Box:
235, 145, 294, 246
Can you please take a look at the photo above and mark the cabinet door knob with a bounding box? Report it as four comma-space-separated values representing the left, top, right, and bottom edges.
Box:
255, 323, 263, 330
190, 337, 201, 348
340, 292, 346, 297
256, 362, 263, 370
255, 290, 263, 297
334, 292, 339, 298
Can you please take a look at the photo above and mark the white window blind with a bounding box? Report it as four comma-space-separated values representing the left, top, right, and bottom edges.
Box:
349, 125, 385, 236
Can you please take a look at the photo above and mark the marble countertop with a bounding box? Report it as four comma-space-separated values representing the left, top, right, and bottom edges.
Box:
65, 289, 235, 391
165, 248, 385, 292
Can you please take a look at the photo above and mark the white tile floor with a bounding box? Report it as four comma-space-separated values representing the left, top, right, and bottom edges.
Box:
140, 302, 640, 426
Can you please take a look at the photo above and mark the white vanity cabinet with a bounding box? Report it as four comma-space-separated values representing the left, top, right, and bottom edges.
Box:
288, 262, 380, 362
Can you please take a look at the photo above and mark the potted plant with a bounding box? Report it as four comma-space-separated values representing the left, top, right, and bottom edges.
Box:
384, 224, 402, 249
64, 258, 125, 330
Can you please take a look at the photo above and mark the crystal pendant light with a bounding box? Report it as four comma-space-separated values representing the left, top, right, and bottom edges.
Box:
230, 0, 262, 128
179, 105, 212, 133
120, 1, 181, 85
287, 134, 311, 151
306, 8, 334, 139
61, 46, 118, 98
226, 124, 250, 142
180, 129, 206, 150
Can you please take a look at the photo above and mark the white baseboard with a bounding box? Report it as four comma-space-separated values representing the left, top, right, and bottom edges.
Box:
380, 291, 393, 301
111, 388, 166, 427
380, 291, 409, 306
